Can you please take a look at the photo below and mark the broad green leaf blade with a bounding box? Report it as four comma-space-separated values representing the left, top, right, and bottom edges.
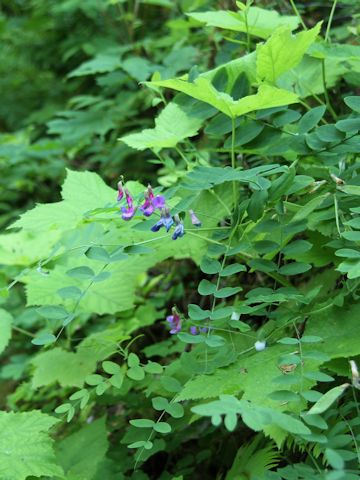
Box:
0, 411, 63, 480
0, 308, 12, 354
256, 23, 321, 84
120, 103, 202, 151
56, 417, 108, 479
307, 384, 349, 415
187, 7, 299, 39
150, 77, 298, 118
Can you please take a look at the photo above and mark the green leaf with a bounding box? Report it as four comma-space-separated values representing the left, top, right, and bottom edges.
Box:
338, 185, 360, 196
0, 309, 12, 354
188, 304, 211, 320
127, 366, 145, 381
57, 417, 108, 479
161, 376, 182, 393
130, 419, 155, 428
187, 7, 299, 39
85, 246, 110, 262
214, 286, 242, 298
57, 286, 82, 299
153, 422, 172, 434
278, 262, 311, 275
31, 333, 56, 346
200, 257, 222, 274
178, 332, 205, 344
282, 240, 312, 256
66, 266, 95, 279
298, 105, 326, 134
31, 347, 97, 387
0, 411, 62, 480
150, 77, 298, 118
102, 361, 120, 374
144, 361, 163, 374
307, 384, 349, 415
256, 23, 321, 84
128, 353, 140, 367
344, 96, 360, 113
36, 305, 68, 320
166, 402, 184, 418
198, 279, 217, 295
220, 263, 247, 276
152, 397, 169, 411
120, 103, 203, 151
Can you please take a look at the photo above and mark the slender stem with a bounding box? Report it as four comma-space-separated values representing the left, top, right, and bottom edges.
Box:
186, 231, 224, 246
175, 146, 190, 167
231, 116, 237, 207
321, 59, 337, 121
244, 2, 251, 52
334, 194, 341, 236
288, 0, 307, 30
325, 0, 338, 43
12, 325, 36, 338
209, 189, 232, 217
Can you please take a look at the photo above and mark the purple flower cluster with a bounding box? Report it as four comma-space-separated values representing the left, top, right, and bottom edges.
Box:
167, 308, 208, 336
117, 181, 202, 240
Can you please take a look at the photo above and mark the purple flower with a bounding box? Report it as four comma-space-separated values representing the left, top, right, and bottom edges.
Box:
121, 189, 136, 221
189, 209, 201, 227
172, 214, 185, 240
140, 186, 166, 217
167, 308, 182, 334
190, 326, 208, 335
151, 207, 174, 233
117, 181, 124, 201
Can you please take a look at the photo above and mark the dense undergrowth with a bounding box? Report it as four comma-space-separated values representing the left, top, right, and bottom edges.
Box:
1, 0, 360, 479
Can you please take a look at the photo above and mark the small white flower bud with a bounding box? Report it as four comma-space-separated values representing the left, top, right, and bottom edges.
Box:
255, 340, 266, 352
231, 311, 240, 321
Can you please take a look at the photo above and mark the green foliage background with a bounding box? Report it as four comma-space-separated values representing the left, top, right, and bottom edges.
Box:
0, 0, 360, 479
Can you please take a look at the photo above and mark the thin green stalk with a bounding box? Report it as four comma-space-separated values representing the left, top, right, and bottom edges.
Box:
288, 0, 307, 30
325, 0, 338, 43
321, 59, 337, 121
231, 116, 237, 207
12, 325, 36, 338
175, 146, 190, 167
209, 189, 232, 217
334, 194, 341, 236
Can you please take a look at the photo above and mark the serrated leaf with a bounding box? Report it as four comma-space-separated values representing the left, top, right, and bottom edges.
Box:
0, 411, 62, 480
0, 309, 12, 354
150, 77, 298, 119
257, 23, 321, 84
120, 103, 202, 151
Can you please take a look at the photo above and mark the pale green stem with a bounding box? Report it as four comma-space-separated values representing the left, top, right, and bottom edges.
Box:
325, 0, 338, 43
289, 0, 307, 30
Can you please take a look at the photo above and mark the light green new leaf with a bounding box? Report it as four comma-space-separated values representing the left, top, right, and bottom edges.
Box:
31, 347, 98, 388
120, 103, 202, 151
0, 411, 63, 480
256, 23, 321, 84
188, 7, 299, 39
11, 169, 114, 232
56, 417, 108, 480
0, 309, 12, 355
151, 77, 298, 118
